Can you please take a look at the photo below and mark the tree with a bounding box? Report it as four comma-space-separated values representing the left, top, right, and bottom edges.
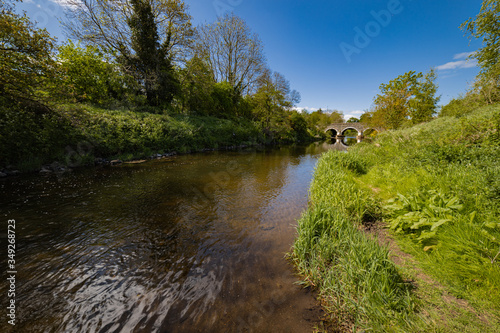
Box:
124, 0, 178, 106
194, 13, 266, 96
0, 1, 57, 110
410, 69, 440, 124
347, 117, 360, 123
289, 111, 309, 142
64, 0, 192, 63
252, 70, 300, 130
179, 55, 216, 114
328, 110, 345, 124
305, 109, 344, 130
462, 0, 500, 104
359, 111, 373, 124
63, 0, 192, 106
373, 70, 440, 129
462, 1, 500, 75
57, 41, 129, 105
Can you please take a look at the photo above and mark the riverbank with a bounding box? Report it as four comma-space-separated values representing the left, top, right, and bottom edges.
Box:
291, 105, 500, 331
0, 103, 317, 175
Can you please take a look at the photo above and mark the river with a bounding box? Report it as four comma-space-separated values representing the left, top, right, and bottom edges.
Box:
0, 142, 346, 332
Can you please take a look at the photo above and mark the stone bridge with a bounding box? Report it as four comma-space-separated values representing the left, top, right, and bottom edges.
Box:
325, 123, 383, 142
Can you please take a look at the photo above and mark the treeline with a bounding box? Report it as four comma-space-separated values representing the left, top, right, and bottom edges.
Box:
0, 0, 325, 169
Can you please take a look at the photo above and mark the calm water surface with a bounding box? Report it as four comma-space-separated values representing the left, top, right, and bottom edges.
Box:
0, 142, 346, 332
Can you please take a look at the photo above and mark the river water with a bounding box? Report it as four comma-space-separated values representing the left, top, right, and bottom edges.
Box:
0, 142, 345, 332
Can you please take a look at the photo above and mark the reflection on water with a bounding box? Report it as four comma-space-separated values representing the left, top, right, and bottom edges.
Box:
0, 143, 338, 332
343, 137, 358, 146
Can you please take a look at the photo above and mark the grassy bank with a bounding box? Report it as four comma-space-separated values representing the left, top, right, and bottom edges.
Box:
290, 151, 416, 331
354, 105, 500, 315
291, 105, 500, 331
0, 104, 266, 171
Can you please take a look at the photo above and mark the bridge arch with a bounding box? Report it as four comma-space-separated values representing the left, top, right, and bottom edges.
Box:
324, 123, 383, 143
326, 128, 338, 138
341, 127, 362, 136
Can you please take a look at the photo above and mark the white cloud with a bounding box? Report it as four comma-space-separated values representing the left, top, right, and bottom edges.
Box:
292, 106, 319, 113
51, 0, 80, 8
436, 59, 478, 71
453, 52, 475, 60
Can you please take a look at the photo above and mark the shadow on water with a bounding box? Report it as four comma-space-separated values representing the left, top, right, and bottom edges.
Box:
0, 142, 338, 332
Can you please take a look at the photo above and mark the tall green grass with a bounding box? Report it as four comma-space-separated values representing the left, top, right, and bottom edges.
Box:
292, 105, 500, 331
291, 151, 416, 331
351, 105, 500, 315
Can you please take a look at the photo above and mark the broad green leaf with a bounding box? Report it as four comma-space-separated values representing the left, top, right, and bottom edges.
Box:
431, 219, 451, 231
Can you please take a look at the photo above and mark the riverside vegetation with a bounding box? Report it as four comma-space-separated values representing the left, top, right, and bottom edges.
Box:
1, 0, 331, 172
291, 104, 500, 332
291, 2, 500, 330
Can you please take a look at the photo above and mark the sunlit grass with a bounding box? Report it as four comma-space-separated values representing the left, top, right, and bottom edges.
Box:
292, 105, 500, 331
290, 151, 416, 331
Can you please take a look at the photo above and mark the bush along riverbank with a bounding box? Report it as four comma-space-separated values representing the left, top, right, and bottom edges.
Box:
0, 103, 317, 175
291, 104, 500, 332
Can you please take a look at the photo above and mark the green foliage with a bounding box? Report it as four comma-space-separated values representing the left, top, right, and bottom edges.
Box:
384, 190, 464, 251
440, 93, 486, 117
289, 111, 309, 142
462, 0, 500, 76
251, 70, 307, 142
0, 103, 78, 169
351, 104, 500, 312
124, 0, 179, 106
461, 1, 500, 105
0, 4, 56, 108
56, 41, 131, 105
180, 55, 215, 114
210, 81, 236, 117
304, 108, 345, 131
373, 70, 440, 129
0, 103, 263, 169
291, 151, 415, 331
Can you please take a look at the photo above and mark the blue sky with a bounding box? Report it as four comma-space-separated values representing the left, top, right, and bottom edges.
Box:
19, 0, 484, 120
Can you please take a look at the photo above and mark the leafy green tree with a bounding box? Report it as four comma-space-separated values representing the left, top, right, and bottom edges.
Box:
373, 70, 440, 129
462, 1, 500, 104
305, 109, 344, 131
462, 1, 500, 75
63, 0, 192, 107
252, 70, 299, 133
439, 93, 485, 117
359, 111, 373, 124
327, 110, 345, 124
410, 69, 440, 124
289, 111, 309, 142
0, 1, 56, 110
179, 55, 215, 114
123, 0, 178, 106
347, 117, 360, 123
211, 82, 235, 118
57, 41, 129, 105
